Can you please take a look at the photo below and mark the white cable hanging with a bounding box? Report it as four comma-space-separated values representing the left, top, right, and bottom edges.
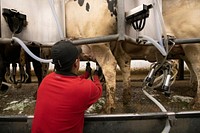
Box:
141, 1, 171, 132
142, 88, 171, 133
154, 0, 168, 51
48, 0, 65, 40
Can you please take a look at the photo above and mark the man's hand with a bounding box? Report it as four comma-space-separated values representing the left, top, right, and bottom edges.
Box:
94, 68, 102, 77
86, 62, 92, 75
93, 64, 105, 82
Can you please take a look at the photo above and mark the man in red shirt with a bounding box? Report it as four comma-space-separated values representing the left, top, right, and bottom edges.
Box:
31, 40, 102, 133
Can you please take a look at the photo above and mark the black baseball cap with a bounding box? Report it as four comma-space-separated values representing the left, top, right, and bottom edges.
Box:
51, 40, 81, 71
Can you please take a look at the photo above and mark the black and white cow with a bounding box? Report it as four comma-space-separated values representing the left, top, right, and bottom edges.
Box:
65, 0, 200, 113
0, 43, 43, 92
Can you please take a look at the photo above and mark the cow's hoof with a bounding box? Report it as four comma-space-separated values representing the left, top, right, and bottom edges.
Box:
191, 99, 200, 109
189, 96, 200, 109
192, 103, 200, 110
33, 91, 37, 100
0, 84, 9, 92
101, 104, 115, 114
14, 83, 22, 89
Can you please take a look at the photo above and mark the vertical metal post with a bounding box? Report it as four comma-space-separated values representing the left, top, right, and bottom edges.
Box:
177, 58, 184, 80
117, 0, 125, 41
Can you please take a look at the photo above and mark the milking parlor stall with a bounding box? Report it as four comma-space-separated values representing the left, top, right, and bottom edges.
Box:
1, 0, 200, 132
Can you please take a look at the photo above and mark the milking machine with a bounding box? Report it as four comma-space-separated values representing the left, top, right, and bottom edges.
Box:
143, 60, 176, 96
125, 1, 178, 132
126, 0, 175, 93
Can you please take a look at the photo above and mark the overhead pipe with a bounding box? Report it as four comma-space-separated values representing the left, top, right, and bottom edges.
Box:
2, 37, 200, 48
71, 34, 119, 46
174, 38, 200, 44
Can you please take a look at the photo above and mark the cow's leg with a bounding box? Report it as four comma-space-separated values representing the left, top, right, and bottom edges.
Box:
182, 56, 197, 90
91, 44, 117, 114
11, 63, 17, 84
0, 55, 4, 89
32, 60, 42, 85
182, 45, 200, 108
40, 47, 51, 79
0, 55, 8, 91
28, 47, 43, 85
113, 43, 132, 104
31, 59, 42, 99
25, 61, 31, 83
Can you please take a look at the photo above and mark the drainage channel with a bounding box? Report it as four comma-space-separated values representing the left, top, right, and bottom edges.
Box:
0, 111, 200, 133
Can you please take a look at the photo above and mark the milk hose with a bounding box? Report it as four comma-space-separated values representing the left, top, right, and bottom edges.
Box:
142, 86, 171, 133
139, 35, 167, 56
2, 82, 12, 87
12, 0, 66, 62
12, 37, 52, 63
48, 0, 65, 40
153, 0, 168, 52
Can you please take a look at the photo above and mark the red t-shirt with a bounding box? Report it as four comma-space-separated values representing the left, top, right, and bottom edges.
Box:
31, 72, 102, 133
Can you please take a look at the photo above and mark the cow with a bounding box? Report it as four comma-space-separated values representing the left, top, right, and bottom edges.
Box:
0, 42, 43, 92
65, 0, 200, 113
65, 0, 118, 113
0, 7, 47, 93
162, 0, 200, 107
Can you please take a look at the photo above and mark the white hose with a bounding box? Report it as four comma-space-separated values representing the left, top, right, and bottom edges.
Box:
48, 0, 65, 40
154, 0, 168, 52
12, 37, 52, 63
142, 88, 171, 133
2, 82, 12, 87
153, 0, 163, 48
162, 120, 171, 133
139, 35, 167, 56
150, 74, 164, 89
142, 89, 167, 112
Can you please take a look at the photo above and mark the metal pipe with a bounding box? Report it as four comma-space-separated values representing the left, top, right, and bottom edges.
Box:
84, 112, 168, 121
124, 35, 137, 44
71, 34, 119, 46
2, 37, 200, 48
117, 0, 125, 41
1, 34, 119, 47
174, 38, 200, 44
0, 38, 43, 48
1, 111, 200, 121
0, 38, 12, 44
